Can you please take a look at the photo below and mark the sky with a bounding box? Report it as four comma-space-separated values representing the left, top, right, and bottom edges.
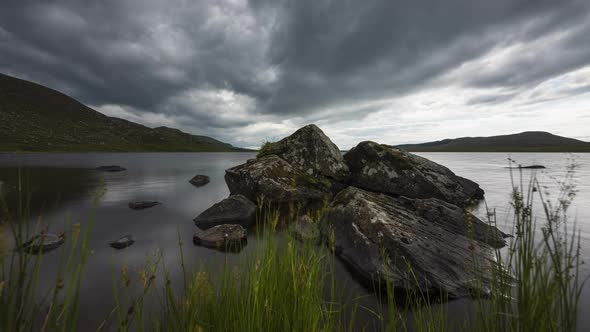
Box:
1, 0, 589, 149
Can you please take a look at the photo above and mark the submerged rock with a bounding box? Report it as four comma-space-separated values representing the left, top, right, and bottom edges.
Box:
194, 195, 256, 229
110, 235, 135, 249
344, 141, 484, 206
506, 165, 546, 169
289, 215, 320, 243
189, 174, 210, 187
20, 233, 65, 254
96, 165, 126, 172
225, 155, 342, 209
256, 124, 350, 181
193, 224, 247, 252
128, 201, 160, 210
321, 186, 505, 298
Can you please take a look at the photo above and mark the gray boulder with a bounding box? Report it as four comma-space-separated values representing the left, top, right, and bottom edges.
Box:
344, 141, 484, 206
257, 124, 349, 181
321, 186, 505, 298
225, 155, 342, 209
194, 195, 256, 230
289, 215, 320, 243
189, 174, 210, 187
193, 224, 247, 252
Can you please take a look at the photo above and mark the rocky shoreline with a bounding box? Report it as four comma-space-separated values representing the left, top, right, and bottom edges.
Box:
193, 124, 507, 298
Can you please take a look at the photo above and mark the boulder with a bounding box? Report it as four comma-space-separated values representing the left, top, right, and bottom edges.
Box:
96, 165, 126, 172
128, 201, 160, 210
194, 195, 256, 230
225, 155, 342, 209
321, 186, 505, 298
257, 124, 349, 181
193, 224, 247, 252
289, 215, 320, 243
344, 141, 484, 206
189, 174, 210, 187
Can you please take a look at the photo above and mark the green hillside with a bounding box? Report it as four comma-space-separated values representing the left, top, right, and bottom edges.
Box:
396, 131, 590, 152
0, 73, 246, 152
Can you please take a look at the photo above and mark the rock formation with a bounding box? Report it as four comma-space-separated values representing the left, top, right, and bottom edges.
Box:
193, 124, 505, 298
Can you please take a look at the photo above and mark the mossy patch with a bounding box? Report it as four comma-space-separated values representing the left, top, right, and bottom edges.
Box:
383, 149, 413, 170
257, 141, 281, 158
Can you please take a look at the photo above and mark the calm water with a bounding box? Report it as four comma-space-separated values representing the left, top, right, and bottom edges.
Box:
0, 152, 589, 330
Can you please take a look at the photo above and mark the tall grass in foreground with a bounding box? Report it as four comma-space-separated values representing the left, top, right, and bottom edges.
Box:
114, 201, 347, 332
474, 161, 587, 331
0, 171, 101, 332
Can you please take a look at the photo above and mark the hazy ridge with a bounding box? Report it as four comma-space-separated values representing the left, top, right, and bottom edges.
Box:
396, 131, 590, 152
0, 73, 246, 152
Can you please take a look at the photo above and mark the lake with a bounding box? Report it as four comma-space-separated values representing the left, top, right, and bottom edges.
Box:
1, 152, 589, 330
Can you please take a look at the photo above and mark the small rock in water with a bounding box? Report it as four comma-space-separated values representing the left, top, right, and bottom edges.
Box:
20, 233, 65, 254
96, 165, 126, 172
193, 224, 247, 252
506, 165, 546, 169
189, 174, 210, 187
194, 195, 256, 229
128, 201, 160, 210
110, 235, 135, 249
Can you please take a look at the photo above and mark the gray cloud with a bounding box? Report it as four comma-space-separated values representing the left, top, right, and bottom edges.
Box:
1, 0, 590, 147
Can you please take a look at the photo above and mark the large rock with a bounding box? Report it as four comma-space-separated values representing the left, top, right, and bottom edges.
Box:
257, 124, 349, 181
344, 141, 484, 206
193, 224, 247, 252
322, 186, 505, 298
225, 155, 342, 208
194, 195, 256, 230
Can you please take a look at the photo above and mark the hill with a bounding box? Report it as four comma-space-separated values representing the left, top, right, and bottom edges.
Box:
396, 131, 590, 152
0, 73, 246, 152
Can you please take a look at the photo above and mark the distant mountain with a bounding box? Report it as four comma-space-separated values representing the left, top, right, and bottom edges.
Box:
396, 132, 590, 152
0, 73, 247, 152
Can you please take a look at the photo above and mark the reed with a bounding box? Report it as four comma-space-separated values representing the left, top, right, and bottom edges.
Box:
472, 160, 587, 331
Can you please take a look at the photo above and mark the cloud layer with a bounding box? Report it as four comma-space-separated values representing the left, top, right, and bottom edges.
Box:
1, 0, 589, 148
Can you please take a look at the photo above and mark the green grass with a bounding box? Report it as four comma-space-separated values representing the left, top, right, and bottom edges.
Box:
0, 165, 587, 331
256, 140, 277, 158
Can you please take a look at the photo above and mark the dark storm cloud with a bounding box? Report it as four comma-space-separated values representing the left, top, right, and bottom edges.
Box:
1, 0, 590, 145
261, 0, 590, 115
0, 0, 273, 112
